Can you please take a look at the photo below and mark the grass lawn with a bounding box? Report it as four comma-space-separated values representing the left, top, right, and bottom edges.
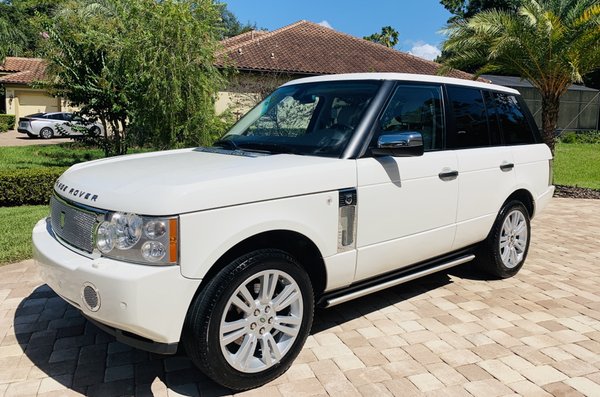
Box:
0, 205, 49, 266
0, 143, 106, 169
554, 143, 600, 190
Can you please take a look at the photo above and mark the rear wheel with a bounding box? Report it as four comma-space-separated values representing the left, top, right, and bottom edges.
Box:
476, 200, 531, 278
183, 249, 314, 391
39, 127, 54, 139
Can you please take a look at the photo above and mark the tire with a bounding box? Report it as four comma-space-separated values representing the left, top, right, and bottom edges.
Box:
475, 200, 531, 278
183, 249, 314, 391
39, 127, 54, 139
90, 126, 101, 136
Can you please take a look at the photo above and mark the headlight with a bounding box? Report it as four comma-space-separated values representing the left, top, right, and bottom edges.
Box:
95, 212, 178, 265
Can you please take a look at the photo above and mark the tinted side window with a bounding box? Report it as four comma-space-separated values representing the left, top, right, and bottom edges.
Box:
447, 86, 489, 149
494, 93, 535, 144
376, 84, 444, 151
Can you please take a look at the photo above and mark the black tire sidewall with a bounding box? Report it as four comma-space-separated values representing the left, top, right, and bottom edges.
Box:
489, 201, 531, 278
184, 249, 314, 391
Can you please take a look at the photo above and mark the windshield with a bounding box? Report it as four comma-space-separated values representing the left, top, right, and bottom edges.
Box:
216, 80, 382, 157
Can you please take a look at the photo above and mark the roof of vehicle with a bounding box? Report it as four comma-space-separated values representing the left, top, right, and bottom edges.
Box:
282, 73, 521, 95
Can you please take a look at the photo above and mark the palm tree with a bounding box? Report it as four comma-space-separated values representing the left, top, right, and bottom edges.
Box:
441, 0, 600, 153
364, 26, 400, 48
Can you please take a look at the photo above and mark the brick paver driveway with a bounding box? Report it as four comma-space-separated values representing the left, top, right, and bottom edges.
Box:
1, 198, 599, 396
0, 130, 71, 147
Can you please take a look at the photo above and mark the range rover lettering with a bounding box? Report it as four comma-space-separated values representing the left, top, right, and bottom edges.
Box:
33, 73, 554, 390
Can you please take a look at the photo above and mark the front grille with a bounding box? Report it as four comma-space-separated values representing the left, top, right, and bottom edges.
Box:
50, 195, 99, 253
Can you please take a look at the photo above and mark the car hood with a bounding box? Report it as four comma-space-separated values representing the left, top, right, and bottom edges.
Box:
54, 148, 357, 215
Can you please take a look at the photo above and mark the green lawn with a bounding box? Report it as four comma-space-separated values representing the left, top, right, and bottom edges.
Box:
0, 143, 106, 169
554, 143, 600, 190
0, 205, 49, 266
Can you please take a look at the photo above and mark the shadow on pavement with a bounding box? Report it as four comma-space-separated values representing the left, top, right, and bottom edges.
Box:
15, 263, 481, 396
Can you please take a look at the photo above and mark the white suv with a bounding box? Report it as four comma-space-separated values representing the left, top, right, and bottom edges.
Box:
33, 73, 554, 390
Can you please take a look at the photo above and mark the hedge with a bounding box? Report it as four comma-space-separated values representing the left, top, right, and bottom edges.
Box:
0, 168, 66, 206
559, 130, 600, 144
0, 114, 16, 132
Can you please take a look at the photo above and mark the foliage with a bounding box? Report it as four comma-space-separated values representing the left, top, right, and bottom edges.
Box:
363, 26, 400, 48
554, 142, 600, 189
41, 0, 226, 156
0, 205, 49, 266
217, 3, 257, 39
0, 0, 65, 60
0, 167, 65, 206
441, 0, 600, 153
440, 0, 519, 20
559, 130, 600, 144
0, 114, 16, 132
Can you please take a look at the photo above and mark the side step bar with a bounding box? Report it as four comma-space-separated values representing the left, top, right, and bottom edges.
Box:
323, 254, 475, 308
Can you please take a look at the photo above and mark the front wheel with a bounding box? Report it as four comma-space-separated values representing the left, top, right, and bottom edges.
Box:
476, 200, 531, 278
183, 249, 314, 391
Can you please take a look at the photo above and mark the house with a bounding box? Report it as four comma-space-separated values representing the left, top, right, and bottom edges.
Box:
482, 75, 599, 131
216, 20, 477, 115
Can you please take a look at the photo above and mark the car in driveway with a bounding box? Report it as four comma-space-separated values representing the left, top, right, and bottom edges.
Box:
17, 112, 103, 139
33, 73, 554, 391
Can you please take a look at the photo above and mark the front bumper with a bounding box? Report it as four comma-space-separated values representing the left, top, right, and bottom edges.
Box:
33, 218, 201, 349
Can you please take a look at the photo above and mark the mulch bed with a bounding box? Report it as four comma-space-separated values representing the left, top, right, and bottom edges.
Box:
554, 185, 600, 200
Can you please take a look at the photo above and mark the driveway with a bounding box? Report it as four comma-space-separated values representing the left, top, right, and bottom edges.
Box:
1, 198, 599, 396
0, 130, 72, 147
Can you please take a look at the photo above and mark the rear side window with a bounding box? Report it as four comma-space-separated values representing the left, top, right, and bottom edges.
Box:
376, 84, 444, 151
446, 86, 490, 149
493, 93, 535, 144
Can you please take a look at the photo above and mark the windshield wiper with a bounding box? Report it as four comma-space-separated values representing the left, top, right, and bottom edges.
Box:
212, 138, 239, 150
236, 142, 299, 155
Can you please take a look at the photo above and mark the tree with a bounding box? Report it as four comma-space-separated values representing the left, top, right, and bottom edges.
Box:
363, 26, 400, 48
41, 0, 225, 156
440, 0, 519, 20
217, 4, 257, 39
441, 0, 600, 153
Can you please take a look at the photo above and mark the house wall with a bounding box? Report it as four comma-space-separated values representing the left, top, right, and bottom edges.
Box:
3, 84, 79, 121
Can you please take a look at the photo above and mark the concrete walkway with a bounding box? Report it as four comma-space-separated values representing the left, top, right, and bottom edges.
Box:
0, 130, 72, 147
0, 198, 599, 396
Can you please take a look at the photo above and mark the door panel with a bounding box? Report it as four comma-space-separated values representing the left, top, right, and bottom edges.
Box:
355, 151, 458, 281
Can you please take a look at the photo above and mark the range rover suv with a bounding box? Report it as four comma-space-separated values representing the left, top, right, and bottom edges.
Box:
33, 73, 554, 390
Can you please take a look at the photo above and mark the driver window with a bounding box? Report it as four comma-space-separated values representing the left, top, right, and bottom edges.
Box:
375, 84, 444, 151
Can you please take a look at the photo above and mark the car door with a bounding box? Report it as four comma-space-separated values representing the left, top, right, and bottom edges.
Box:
354, 83, 459, 282
447, 87, 517, 250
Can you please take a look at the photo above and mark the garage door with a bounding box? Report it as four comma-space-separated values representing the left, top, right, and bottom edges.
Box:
16, 91, 60, 119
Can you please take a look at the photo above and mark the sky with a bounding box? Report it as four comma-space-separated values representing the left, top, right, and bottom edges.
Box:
223, 0, 453, 61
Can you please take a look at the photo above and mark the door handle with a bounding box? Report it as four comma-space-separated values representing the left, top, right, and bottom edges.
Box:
439, 169, 459, 181
500, 162, 514, 172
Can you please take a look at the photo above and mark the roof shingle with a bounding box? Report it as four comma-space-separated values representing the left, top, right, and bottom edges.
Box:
219, 20, 476, 80
0, 57, 47, 85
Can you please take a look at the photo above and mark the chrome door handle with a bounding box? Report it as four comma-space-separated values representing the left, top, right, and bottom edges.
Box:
500, 162, 514, 172
439, 169, 459, 181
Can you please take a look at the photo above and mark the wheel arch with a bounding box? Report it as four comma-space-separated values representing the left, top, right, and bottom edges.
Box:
504, 188, 535, 219
194, 229, 328, 301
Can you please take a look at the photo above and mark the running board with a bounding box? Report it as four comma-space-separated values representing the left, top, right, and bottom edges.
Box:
323, 254, 475, 308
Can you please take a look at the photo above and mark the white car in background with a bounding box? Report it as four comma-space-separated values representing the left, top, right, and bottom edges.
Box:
17, 112, 102, 139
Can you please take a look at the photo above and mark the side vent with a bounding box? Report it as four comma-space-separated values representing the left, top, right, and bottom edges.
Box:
338, 188, 357, 251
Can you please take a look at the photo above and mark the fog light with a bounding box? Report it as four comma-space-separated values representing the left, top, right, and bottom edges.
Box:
81, 283, 100, 312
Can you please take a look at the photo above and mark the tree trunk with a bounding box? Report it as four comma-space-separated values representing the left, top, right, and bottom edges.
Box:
541, 94, 560, 154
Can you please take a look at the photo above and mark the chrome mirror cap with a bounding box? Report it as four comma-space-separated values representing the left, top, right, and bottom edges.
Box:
373, 132, 424, 157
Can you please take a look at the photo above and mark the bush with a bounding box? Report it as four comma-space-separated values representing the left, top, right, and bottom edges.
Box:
0, 114, 16, 132
0, 168, 66, 206
559, 130, 600, 144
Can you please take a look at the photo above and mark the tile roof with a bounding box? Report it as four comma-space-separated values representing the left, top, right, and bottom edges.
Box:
0, 57, 47, 85
219, 20, 476, 80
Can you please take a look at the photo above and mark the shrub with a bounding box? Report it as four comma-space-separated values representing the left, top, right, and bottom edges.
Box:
559, 130, 600, 144
0, 114, 16, 132
0, 168, 66, 206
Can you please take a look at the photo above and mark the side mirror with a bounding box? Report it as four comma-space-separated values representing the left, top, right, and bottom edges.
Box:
372, 132, 424, 157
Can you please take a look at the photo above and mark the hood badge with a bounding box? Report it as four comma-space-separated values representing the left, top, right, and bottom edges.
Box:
55, 181, 99, 202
